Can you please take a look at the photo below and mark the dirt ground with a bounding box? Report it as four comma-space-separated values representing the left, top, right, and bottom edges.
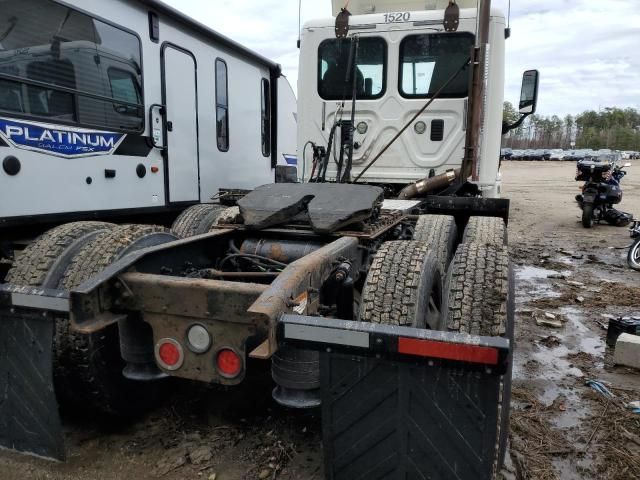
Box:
501, 160, 640, 480
1, 160, 640, 480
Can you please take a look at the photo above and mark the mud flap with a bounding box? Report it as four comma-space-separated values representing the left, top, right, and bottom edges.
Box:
321, 354, 500, 480
0, 291, 65, 460
276, 314, 508, 480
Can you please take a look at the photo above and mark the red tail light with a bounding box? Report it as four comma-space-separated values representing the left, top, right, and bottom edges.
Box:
155, 338, 184, 370
216, 348, 242, 378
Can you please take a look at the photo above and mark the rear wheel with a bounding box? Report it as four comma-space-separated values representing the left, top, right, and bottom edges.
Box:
628, 238, 640, 271
582, 204, 594, 228
56, 224, 178, 417
412, 214, 457, 277
463, 216, 507, 246
360, 241, 442, 330
6, 221, 115, 287
443, 242, 514, 472
171, 203, 227, 238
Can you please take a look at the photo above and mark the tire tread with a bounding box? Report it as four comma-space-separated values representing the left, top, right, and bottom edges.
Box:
171, 204, 225, 238
463, 216, 507, 247
412, 214, 457, 275
360, 241, 436, 326
6, 221, 114, 286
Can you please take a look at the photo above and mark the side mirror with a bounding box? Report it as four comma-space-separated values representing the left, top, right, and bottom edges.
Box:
519, 70, 539, 114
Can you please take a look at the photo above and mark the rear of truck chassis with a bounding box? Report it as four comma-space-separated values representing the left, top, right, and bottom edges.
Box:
0, 184, 512, 480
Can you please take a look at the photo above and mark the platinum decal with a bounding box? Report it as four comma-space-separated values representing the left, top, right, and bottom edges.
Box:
0, 117, 126, 158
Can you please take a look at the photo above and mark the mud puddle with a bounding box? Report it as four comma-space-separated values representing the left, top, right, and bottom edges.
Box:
509, 244, 640, 480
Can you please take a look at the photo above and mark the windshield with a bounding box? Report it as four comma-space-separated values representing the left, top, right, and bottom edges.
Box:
318, 37, 386, 100
399, 33, 474, 98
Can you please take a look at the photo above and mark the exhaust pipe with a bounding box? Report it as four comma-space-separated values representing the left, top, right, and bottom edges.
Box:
397, 168, 460, 200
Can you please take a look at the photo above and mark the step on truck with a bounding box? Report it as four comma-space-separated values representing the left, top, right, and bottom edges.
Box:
0, 1, 539, 478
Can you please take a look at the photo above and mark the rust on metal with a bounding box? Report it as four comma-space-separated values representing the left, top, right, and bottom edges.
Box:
117, 272, 267, 321
333, 211, 404, 239
145, 312, 251, 385
112, 272, 271, 385
200, 269, 279, 280
248, 236, 360, 358
461, 0, 492, 182
397, 168, 461, 200
71, 312, 127, 334
443, 1, 460, 32
249, 338, 271, 359
335, 8, 351, 38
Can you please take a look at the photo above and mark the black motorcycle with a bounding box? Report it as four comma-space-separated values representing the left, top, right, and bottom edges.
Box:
575, 159, 632, 228
629, 220, 640, 271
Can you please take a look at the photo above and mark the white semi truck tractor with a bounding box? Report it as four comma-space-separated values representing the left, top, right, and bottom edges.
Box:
298, 0, 536, 198
0, 1, 538, 479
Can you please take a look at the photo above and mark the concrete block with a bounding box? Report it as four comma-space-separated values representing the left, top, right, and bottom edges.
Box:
614, 333, 640, 369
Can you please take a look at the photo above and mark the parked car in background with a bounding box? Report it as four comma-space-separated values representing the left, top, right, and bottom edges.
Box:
531, 149, 545, 161
501, 148, 513, 160
510, 149, 524, 160
549, 149, 565, 160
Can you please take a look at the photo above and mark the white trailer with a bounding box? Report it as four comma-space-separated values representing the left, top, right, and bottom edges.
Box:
0, 0, 296, 263
298, 0, 511, 197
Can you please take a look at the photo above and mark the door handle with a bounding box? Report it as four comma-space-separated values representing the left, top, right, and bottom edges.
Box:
167, 121, 173, 132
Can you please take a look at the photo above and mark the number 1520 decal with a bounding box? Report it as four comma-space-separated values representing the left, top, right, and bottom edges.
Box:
384, 12, 411, 23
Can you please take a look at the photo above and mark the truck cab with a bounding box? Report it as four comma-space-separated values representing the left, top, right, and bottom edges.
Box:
297, 0, 506, 197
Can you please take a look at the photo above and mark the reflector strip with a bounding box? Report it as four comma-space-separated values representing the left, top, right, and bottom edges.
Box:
398, 338, 499, 365
285, 324, 370, 348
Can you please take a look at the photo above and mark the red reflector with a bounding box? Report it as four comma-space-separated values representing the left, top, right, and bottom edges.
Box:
151, 166, 159, 173
397, 338, 499, 365
159, 342, 180, 366
216, 349, 242, 377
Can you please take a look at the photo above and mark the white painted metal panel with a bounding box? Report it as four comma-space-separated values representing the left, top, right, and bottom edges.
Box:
332, 0, 479, 16
163, 46, 199, 203
297, 9, 505, 192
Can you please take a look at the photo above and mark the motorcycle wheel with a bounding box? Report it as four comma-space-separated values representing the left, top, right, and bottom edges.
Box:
582, 204, 595, 228
629, 238, 640, 271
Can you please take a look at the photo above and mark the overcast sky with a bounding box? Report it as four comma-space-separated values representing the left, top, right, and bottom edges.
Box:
164, 0, 640, 118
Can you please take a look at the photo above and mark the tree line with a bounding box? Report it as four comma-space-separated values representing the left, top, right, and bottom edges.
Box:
502, 102, 640, 151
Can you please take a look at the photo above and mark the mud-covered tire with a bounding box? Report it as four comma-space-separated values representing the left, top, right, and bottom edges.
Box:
171, 203, 226, 238
443, 243, 510, 336
582, 204, 594, 228
443, 242, 515, 472
360, 241, 442, 330
463, 216, 507, 247
56, 224, 177, 417
211, 206, 240, 229
5, 221, 115, 286
412, 214, 457, 276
